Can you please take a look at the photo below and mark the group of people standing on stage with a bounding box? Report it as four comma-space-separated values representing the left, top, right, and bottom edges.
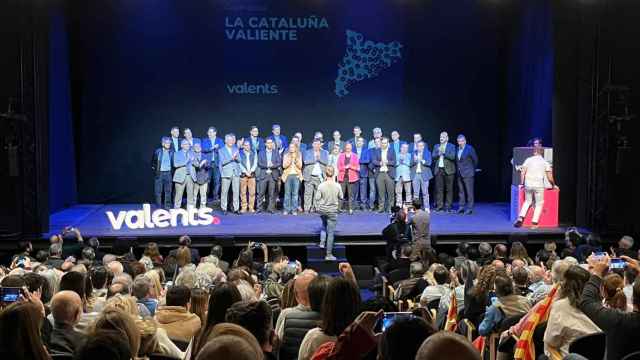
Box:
151, 124, 479, 216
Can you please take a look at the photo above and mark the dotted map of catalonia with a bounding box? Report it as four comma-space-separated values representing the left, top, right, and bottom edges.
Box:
334, 30, 403, 97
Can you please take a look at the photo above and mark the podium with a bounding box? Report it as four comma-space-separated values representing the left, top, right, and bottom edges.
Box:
509, 186, 559, 227
509, 147, 558, 227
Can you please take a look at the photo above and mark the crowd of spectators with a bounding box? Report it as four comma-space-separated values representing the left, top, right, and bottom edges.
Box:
1, 226, 640, 360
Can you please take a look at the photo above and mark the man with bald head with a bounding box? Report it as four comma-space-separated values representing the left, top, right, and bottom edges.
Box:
275, 269, 319, 360
48, 290, 87, 355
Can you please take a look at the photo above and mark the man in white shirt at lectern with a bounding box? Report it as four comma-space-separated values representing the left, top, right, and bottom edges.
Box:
514, 147, 558, 229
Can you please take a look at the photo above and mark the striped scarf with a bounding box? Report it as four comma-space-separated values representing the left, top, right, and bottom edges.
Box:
514, 284, 559, 360
445, 288, 458, 332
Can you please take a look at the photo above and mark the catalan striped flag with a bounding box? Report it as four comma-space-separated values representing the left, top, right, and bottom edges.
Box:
513, 284, 559, 360
444, 288, 458, 332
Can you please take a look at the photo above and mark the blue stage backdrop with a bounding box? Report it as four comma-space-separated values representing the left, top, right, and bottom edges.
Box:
63, 0, 541, 204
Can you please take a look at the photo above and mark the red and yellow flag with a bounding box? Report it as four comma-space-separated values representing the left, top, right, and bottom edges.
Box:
513, 284, 559, 360
444, 288, 458, 332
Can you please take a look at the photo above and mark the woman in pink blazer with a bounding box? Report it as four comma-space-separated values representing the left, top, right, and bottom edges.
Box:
337, 142, 360, 214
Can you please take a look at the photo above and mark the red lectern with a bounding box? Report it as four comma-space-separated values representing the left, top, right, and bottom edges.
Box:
515, 187, 559, 227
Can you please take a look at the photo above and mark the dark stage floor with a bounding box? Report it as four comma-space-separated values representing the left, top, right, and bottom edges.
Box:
46, 203, 571, 246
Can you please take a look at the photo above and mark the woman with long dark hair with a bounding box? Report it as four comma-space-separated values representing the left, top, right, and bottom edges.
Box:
190, 282, 242, 359
298, 277, 361, 360
0, 300, 50, 360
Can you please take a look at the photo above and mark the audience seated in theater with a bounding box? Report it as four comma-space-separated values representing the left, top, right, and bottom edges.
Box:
382, 243, 413, 274
0, 300, 50, 360
509, 241, 534, 266
394, 261, 428, 301
420, 264, 450, 305
48, 290, 87, 355
74, 330, 132, 360
512, 265, 532, 296
195, 323, 264, 360
601, 273, 631, 312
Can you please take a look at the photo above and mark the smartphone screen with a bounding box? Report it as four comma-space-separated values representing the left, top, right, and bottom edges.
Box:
0, 287, 22, 303
375, 312, 414, 333
610, 258, 627, 270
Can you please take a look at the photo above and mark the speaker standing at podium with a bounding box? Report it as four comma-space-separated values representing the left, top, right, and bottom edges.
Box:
514, 147, 558, 229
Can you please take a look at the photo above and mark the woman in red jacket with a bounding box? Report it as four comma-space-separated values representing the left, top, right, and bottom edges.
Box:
337, 142, 360, 214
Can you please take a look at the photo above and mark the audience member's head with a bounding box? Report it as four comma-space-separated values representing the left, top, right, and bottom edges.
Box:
22, 272, 49, 303
132, 275, 152, 300
512, 266, 530, 287
92, 308, 140, 357
107, 261, 124, 276
293, 269, 317, 307
560, 265, 591, 307
51, 290, 83, 328
415, 332, 480, 360
433, 265, 450, 285
619, 235, 634, 250
551, 259, 571, 284
320, 277, 361, 337
225, 300, 275, 352
59, 271, 86, 302
308, 274, 331, 313
410, 261, 425, 279
494, 244, 508, 259
378, 316, 436, 360
197, 323, 264, 360
478, 242, 493, 258
191, 288, 209, 325
0, 301, 49, 360
166, 285, 191, 309
602, 273, 627, 311
494, 274, 514, 297
75, 330, 132, 360
399, 243, 413, 259
205, 282, 242, 328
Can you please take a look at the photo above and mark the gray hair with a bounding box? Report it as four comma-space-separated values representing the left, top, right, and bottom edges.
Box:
132, 275, 152, 299
49, 243, 62, 256
478, 242, 492, 256
621, 235, 635, 248
551, 260, 570, 284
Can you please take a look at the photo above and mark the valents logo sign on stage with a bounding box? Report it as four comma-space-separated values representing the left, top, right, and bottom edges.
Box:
106, 204, 217, 230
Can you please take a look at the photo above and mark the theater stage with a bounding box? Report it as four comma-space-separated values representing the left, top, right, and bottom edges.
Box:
45, 203, 571, 248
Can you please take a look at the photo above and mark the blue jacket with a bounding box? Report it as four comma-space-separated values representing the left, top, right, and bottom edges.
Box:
371, 147, 397, 179
410, 148, 433, 181
257, 149, 282, 180
173, 150, 196, 183
170, 137, 183, 153
218, 145, 241, 178
202, 137, 224, 164
354, 146, 370, 178
391, 140, 407, 156
151, 147, 174, 175
239, 150, 258, 176
456, 145, 478, 178
266, 134, 288, 155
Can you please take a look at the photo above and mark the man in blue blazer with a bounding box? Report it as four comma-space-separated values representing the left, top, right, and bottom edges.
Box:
353, 137, 371, 210
257, 138, 282, 213
390, 130, 407, 157
410, 141, 433, 210
247, 125, 265, 153
151, 137, 174, 209
455, 134, 479, 215
432, 132, 457, 212
218, 133, 241, 215
202, 126, 224, 202
266, 124, 288, 156
372, 137, 397, 213
302, 138, 329, 212
173, 139, 196, 208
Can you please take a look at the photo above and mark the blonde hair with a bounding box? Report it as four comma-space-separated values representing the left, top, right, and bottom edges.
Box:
204, 323, 263, 357
176, 246, 192, 267
190, 288, 209, 325
93, 308, 141, 356
104, 294, 139, 317
145, 270, 163, 299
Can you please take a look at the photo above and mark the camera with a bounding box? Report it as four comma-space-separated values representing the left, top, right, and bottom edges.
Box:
375, 312, 414, 333
0, 287, 23, 303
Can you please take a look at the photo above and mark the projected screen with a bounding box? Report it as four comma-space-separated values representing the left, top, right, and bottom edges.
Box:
69, 0, 507, 203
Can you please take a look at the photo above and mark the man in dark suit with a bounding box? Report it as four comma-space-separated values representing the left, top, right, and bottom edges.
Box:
192, 141, 211, 208
432, 132, 456, 212
326, 130, 345, 152
372, 137, 397, 213
455, 134, 479, 215
410, 141, 433, 208
239, 141, 258, 213
247, 125, 265, 153
202, 126, 224, 202
151, 137, 174, 209
347, 126, 367, 147
409, 133, 428, 154
170, 126, 182, 152
390, 130, 407, 157
257, 138, 282, 213
354, 137, 370, 210
302, 138, 329, 212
